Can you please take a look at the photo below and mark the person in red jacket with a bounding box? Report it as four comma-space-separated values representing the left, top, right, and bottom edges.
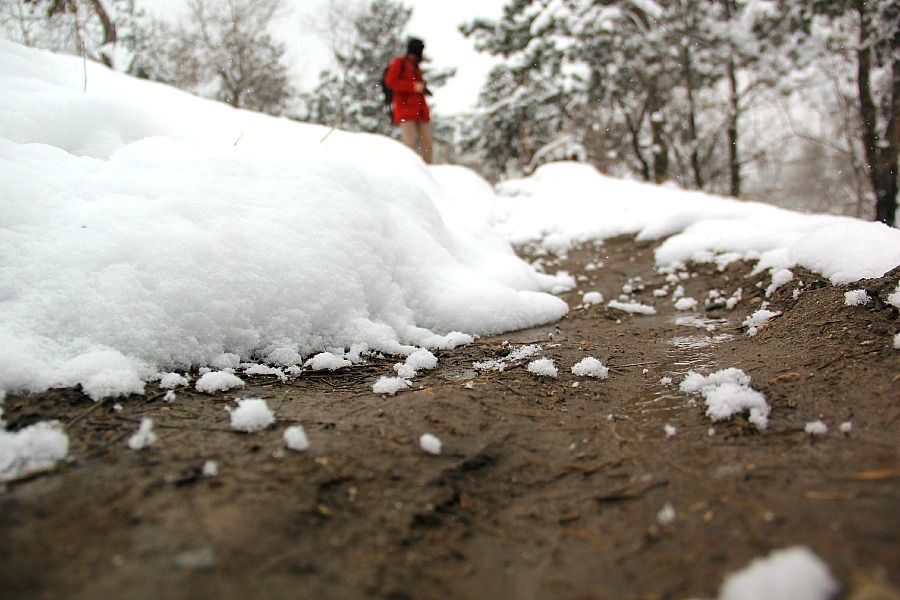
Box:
384, 37, 433, 164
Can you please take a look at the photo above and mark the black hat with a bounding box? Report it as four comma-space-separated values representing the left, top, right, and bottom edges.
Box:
407, 37, 425, 61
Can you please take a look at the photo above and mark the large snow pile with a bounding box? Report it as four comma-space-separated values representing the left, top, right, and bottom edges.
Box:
0, 41, 568, 400
495, 162, 900, 282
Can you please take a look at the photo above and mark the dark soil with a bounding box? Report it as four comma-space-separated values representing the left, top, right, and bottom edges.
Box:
1, 235, 898, 600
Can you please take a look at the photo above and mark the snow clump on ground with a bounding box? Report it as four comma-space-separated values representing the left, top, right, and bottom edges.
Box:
229, 398, 275, 433
717, 546, 838, 600
674, 297, 698, 311
680, 368, 770, 430
765, 269, 794, 297
742, 309, 781, 336
582, 291, 604, 305
283, 425, 309, 451
887, 283, 900, 308
372, 376, 411, 395
304, 352, 352, 371
394, 348, 438, 378
804, 420, 828, 435
608, 300, 657, 315
419, 433, 442, 455
196, 371, 245, 394
571, 357, 609, 379
843, 289, 871, 306
158, 372, 189, 389
527, 358, 558, 378
473, 344, 542, 372
127, 417, 157, 450
0, 421, 69, 482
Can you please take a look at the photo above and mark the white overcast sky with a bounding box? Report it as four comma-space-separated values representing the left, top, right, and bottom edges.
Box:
140, 0, 507, 115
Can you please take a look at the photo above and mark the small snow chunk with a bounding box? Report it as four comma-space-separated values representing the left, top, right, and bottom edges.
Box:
742, 309, 781, 336
507, 344, 542, 361
202, 460, 218, 477
395, 348, 439, 378
622, 284, 634, 295
434, 331, 474, 349
571, 357, 609, 379
895, 333, 900, 349
664, 424, 676, 438
0, 421, 69, 482
657, 502, 676, 526
718, 546, 838, 600
844, 289, 871, 306
672, 285, 685, 300
195, 371, 244, 394
804, 420, 828, 436
608, 300, 656, 315
725, 288, 743, 310
372, 376, 411, 395
113, 403, 123, 413
244, 364, 287, 380
766, 269, 794, 297
127, 418, 157, 450
419, 433, 442, 455
229, 398, 275, 433
527, 358, 558, 378
582, 291, 604, 305
642, 368, 649, 374
681, 369, 769, 430
839, 421, 852, 434
283, 425, 309, 451
158, 372, 189, 389
708, 427, 716, 436
163, 390, 176, 403
653, 287, 669, 298
304, 352, 352, 371
659, 376, 673, 385
887, 284, 900, 308
674, 297, 698, 311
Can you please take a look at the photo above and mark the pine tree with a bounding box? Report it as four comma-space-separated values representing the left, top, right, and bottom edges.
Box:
460, 0, 573, 175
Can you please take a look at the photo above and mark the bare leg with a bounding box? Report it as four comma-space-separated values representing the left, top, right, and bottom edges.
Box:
399, 121, 418, 153
417, 121, 434, 164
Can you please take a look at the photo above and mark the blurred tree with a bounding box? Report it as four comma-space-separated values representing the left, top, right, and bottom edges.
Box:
1, 0, 118, 66
761, 0, 898, 225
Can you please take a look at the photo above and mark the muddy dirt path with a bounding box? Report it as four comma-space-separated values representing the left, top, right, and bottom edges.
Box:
1, 236, 898, 600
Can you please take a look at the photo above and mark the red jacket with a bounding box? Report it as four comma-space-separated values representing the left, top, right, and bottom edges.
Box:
384, 54, 430, 124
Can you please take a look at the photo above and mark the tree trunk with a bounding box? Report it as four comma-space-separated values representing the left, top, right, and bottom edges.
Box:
648, 88, 669, 184
723, 0, 741, 197
682, 42, 704, 189
856, 2, 898, 226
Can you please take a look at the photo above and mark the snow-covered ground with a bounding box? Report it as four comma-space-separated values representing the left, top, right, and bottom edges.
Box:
2, 40, 899, 404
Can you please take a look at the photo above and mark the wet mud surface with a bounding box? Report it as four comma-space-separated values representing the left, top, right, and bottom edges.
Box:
1, 235, 898, 600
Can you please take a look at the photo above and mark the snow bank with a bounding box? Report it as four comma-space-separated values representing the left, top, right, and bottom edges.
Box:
495, 162, 900, 285
0, 42, 567, 399
718, 546, 838, 600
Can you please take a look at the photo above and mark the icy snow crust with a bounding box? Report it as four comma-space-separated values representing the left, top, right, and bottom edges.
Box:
0, 42, 567, 399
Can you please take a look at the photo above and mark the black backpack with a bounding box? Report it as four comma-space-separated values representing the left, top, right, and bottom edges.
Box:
380, 58, 404, 119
